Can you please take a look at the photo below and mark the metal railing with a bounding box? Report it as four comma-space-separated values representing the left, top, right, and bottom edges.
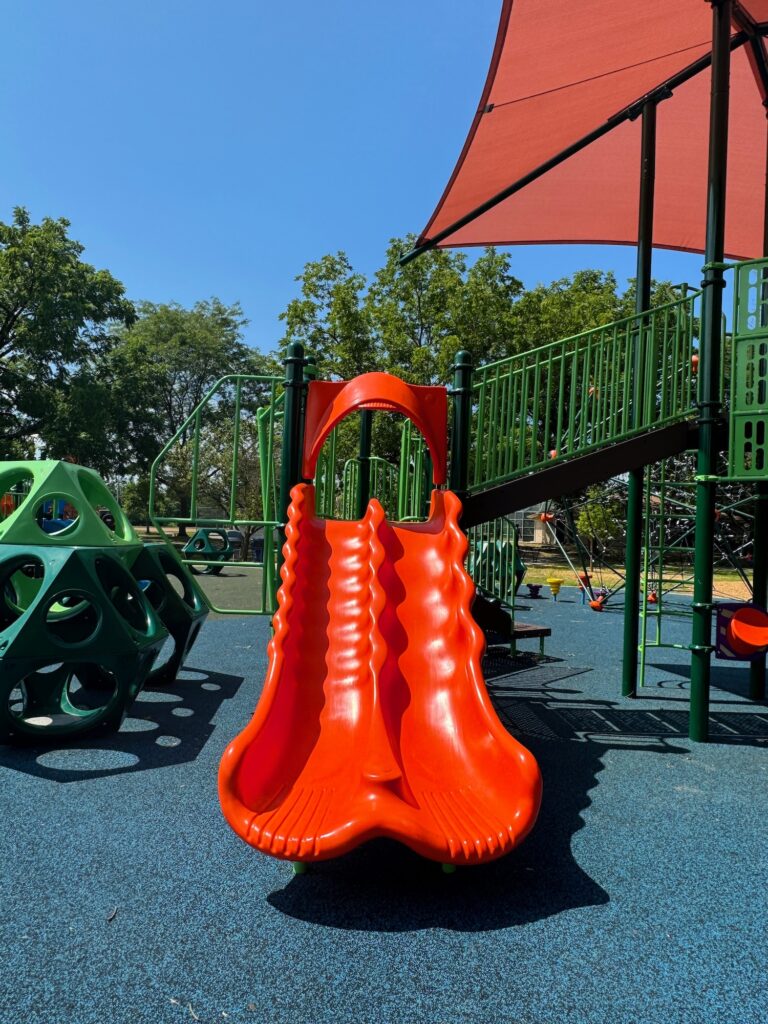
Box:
341, 456, 398, 519
149, 373, 283, 615
469, 291, 702, 492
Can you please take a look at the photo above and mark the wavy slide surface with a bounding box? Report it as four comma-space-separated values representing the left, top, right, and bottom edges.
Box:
219, 481, 541, 865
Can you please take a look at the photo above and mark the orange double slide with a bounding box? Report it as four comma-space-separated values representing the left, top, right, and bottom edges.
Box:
218, 373, 541, 866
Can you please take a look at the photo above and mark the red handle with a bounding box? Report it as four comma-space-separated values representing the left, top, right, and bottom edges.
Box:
302, 372, 448, 485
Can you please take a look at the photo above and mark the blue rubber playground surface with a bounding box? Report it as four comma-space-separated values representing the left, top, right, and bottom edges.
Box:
1, 588, 766, 1024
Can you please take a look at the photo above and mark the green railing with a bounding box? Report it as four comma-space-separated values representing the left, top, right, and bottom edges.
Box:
341, 456, 398, 519
149, 373, 283, 615
729, 258, 768, 479
397, 419, 432, 520
469, 291, 702, 492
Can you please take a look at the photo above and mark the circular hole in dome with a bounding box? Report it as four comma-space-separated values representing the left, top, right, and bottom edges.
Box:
171, 707, 194, 718
35, 496, 80, 538
7, 662, 117, 729
45, 591, 101, 645
0, 469, 34, 523
0, 555, 45, 630
94, 557, 149, 635
161, 562, 196, 609
137, 578, 165, 612
65, 664, 117, 713
152, 635, 176, 674
76, 470, 131, 541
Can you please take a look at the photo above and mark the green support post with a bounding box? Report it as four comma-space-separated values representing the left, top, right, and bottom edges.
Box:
750, 487, 768, 700
355, 410, 373, 519
623, 99, 657, 698
450, 350, 473, 498
751, 116, 768, 702
277, 342, 307, 578
690, 0, 732, 742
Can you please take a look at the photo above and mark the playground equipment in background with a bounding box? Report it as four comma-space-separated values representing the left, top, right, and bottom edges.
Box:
151, 257, 768, 743
466, 517, 526, 606
546, 577, 563, 600
182, 527, 235, 575
638, 454, 756, 691
0, 460, 207, 744
218, 372, 542, 867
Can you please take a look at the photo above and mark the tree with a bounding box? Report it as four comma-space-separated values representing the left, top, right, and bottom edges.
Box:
0, 206, 135, 456
106, 299, 274, 536
279, 252, 375, 378
574, 485, 626, 561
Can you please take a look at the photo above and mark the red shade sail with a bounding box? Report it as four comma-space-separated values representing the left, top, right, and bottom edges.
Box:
415, 1, 768, 260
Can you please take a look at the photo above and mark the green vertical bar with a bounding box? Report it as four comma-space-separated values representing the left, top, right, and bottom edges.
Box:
623, 98, 656, 699
531, 353, 541, 464
398, 422, 410, 518
356, 410, 373, 518
190, 409, 201, 520
229, 378, 242, 522
567, 342, 579, 452
690, 0, 731, 743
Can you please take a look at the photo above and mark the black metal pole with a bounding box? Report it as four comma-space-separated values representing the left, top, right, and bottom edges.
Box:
449, 350, 473, 499
623, 100, 657, 698
355, 410, 373, 518
278, 341, 307, 574
749, 118, 768, 701
690, 0, 732, 742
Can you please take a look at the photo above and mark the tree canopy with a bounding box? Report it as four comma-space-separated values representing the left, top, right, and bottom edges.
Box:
0, 207, 135, 458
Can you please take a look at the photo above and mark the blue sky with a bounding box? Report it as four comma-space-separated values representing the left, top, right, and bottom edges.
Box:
0, 1, 704, 354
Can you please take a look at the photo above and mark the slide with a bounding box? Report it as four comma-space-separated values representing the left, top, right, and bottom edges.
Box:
218, 374, 541, 865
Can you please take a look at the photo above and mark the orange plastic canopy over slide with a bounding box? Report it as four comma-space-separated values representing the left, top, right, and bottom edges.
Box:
218, 373, 542, 865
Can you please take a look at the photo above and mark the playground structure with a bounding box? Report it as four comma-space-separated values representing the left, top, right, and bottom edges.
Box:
218, 372, 542, 866
0, 460, 207, 743
151, 252, 768, 749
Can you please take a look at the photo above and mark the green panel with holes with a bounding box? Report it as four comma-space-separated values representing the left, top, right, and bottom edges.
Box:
730, 262, 768, 480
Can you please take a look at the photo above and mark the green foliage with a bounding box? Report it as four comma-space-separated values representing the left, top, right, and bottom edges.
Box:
280, 237, 524, 385
279, 253, 374, 378
103, 299, 275, 535
0, 206, 134, 456
575, 485, 626, 557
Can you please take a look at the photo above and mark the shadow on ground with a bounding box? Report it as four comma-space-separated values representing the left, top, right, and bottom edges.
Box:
268, 651, 768, 933
0, 665, 245, 783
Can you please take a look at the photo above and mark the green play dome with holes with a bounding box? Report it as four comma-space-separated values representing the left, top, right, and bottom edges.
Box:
0, 461, 208, 744
0, 460, 141, 550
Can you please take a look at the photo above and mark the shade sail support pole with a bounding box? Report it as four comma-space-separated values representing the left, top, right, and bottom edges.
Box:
690, 0, 732, 742
623, 99, 657, 699
402, 32, 748, 265
749, 115, 768, 701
